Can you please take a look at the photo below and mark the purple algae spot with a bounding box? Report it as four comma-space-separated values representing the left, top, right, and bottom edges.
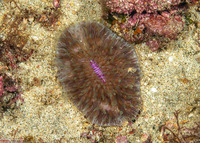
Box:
56, 21, 142, 126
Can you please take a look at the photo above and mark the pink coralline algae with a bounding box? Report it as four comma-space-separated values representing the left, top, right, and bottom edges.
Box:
115, 135, 128, 143
106, 0, 183, 14
122, 12, 185, 42
143, 14, 184, 39
53, 0, 60, 9
103, 0, 199, 51
0, 75, 24, 114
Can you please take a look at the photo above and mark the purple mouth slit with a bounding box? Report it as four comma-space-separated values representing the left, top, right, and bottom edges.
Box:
90, 60, 106, 83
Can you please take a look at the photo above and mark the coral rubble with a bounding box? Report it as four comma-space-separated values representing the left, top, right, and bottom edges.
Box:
102, 0, 199, 51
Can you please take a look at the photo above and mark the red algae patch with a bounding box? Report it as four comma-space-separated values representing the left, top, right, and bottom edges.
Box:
56, 22, 142, 126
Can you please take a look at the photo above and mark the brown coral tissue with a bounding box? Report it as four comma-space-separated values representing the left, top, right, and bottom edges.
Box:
56, 21, 142, 126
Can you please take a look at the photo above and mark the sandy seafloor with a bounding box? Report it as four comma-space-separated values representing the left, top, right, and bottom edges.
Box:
0, 0, 199, 142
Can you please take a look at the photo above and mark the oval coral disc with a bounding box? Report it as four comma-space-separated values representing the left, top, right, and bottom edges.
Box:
56, 22, 142, 126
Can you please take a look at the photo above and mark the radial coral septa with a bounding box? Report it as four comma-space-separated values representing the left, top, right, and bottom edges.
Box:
56, 21, 142, 126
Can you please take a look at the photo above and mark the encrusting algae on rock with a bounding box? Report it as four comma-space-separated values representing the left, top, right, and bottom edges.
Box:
56, 21, 142, 126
